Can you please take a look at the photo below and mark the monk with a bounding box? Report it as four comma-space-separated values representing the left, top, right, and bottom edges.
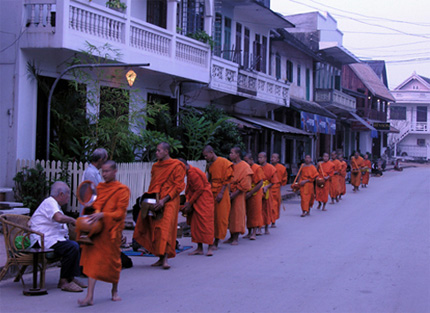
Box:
330, 151, 341, 204
79, 160, 130, 306
338, 154, 348, 199
202, 145, 234, 249
315, 153, 334, 211
243, 153, 264, 240
224, 147, 253, 245
350, 151, 364, 192
133, 143, 186, 269
298, 155, 319, 217
361, 154, 372, 188
258, 152, 279, 235
270, 153, 288, 228
179, 159, 215, 256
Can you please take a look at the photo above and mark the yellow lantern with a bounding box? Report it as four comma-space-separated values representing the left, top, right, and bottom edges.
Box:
126, 69, 137, 87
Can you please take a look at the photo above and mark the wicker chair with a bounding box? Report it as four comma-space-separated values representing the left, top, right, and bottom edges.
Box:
0, 214, 59, 289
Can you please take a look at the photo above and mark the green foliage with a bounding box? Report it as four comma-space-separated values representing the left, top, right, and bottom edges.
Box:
135, 130, 183, 162
186, 31, 214, 50
13, 164, 52, 215
106, 0, 127, 10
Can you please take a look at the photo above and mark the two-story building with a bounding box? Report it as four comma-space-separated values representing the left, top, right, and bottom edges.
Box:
388, 72, 430, 161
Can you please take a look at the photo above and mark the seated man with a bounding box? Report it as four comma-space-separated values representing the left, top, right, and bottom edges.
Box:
29, 181, 87, 292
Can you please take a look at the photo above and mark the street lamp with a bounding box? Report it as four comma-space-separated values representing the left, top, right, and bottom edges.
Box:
46, 62, 150, 160
126, 69, 137, 87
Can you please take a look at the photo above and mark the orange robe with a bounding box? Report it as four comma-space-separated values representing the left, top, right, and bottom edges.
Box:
207, 157, 234, 240
271, 163, 288, 222
80, 181, 130, 283
331, 159, 342, 198
350, 156, 364, 187
260, 163, 280, 226
246, 164, 264, 228
361, 159, 372, 185
185, 165, 214, 245
316, 161, 334, 204
229, 161, 253, 234
339, 160, 347, 195
133, 159, 186, 258
299, 165, 319, 212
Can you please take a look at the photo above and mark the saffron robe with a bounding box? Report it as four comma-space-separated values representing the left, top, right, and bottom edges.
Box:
133, 159, 186, 258
350, 156, 364, 187
185, 165, 214, 245
246, 164, 264, 228
316, 161, 334, 204
339, 160, 348, 195
361, 159, 372, 185
207, 157, 233, 239
330, 159, 342, 198
272, 163, 288, 222
260, 163, 280, 226
80, 181, 130, 284
299, 165, 319, 212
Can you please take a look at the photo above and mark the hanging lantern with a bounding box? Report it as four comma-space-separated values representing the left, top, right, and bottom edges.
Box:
126, 69, 137, 87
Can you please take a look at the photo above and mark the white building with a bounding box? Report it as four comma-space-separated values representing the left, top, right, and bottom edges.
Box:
389, 72, 430, 161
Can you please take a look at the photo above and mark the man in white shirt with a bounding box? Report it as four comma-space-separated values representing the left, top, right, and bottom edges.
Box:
30, 181, 86, 292
80, 148, 108, 215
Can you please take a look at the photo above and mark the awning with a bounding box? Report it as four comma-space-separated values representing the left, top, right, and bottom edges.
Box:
233, 1, 295, 29
234, 114, 310, 135
389, 126, 400, 133
319, 43, 360, 65
290, 96, 337, 118
227, 117, 260, 129
350, 112, 379, 138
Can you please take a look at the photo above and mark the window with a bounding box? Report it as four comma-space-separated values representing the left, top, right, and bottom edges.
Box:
417, 106, 427, 122
223, 17, 232, 60
261, 36, 267, 74
180, 0, 205, 35
286, 60, 293, 82
214, 13, 222, 57
306, 68, 310, 100
275, 53, 281, 80
417, 139, 425, 146
390, 106, 406, 120
147, 0, 167, 29
244, 28, 250, 68
234, 23, 242, 65
253, 34, 261, 71
297, 64, 301, 86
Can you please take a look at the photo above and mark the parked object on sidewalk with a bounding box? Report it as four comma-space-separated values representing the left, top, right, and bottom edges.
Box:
0, 214, 61, 291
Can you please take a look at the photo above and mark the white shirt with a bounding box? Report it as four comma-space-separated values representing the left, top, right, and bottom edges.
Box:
29, 197, 69, 248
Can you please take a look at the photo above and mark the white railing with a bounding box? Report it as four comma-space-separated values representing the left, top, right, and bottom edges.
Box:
16, 159, 206, 213
24, 0, 56, 30
69, 4, 125, 43
176, 36, 209, 67
398, 144, 429, 159
130, 20, 171, 57
210, 57, 290, 107
412, 122, 428, 132
314, 89, 356, 110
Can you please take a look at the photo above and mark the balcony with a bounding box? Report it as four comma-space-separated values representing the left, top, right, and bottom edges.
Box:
210, 56, 290, 108
23, 0, 210, 82
315, 89, 356, 112
412, 122, 428, 132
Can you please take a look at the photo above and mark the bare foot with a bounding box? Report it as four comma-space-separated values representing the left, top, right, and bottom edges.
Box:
78, 298, 93, 307
270, 223, 277, 228
223, 238, 233, 244
256, 229, 262, 236
264, 230, 270, 235
162, 258, 170, 270
231, 239, 239, 245
243, 234, 251, 239
249, 234, 256, 240
322, 208, 327, 211
112, 292, 122, 302
151, 259, 163, 267
188, 249, 204, 256
206, 246, 214, 256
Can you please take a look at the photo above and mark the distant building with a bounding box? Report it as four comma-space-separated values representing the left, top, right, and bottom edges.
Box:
388, 72, 430, 161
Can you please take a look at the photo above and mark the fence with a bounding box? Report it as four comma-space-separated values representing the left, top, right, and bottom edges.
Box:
16, 159, 207, 213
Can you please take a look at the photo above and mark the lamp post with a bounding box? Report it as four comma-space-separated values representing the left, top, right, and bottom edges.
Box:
46, 62, 149, 160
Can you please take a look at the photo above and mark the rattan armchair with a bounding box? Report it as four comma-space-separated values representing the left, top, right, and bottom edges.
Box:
0, 214, 59, 289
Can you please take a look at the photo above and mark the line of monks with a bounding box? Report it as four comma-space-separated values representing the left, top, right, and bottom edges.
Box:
132, 143, 288, 267
297, 150, 372, 217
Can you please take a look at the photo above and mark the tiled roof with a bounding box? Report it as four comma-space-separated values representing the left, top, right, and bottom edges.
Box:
348, 63, 395, 101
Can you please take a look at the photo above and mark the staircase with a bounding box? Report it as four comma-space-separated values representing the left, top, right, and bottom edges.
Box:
389, 126, 411, 153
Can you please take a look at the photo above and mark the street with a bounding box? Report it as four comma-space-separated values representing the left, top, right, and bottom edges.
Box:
1, 166, 429, 313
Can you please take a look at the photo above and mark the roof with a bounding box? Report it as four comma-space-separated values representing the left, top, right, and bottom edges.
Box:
348, 63, 395, 101
419, 75, 430, 85
272, 28, 322, 61
319, 44, 360, 65
290, 96, 337, 118
363, 60, 389, 87
394, 72, 430, 90
233, 114, 310, 135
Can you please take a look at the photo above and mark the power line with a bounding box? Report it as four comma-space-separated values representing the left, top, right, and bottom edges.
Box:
307, 0, 430, 26
0, 28, 27, 53
385, 57, 430, 64
349, 40, 429, 50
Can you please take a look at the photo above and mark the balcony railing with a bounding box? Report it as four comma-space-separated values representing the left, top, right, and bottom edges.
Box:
210, 57, 290, 107
24, 0, 210, 72
315, 89, 356, 111
412, 122, 428, 132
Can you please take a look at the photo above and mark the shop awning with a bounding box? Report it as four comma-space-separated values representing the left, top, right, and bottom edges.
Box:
234, 114, 310, 135
350, 112, 379, 138
227, 117, 261, 129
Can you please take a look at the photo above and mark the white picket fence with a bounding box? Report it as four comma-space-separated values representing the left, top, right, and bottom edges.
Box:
16, 159, 207, 213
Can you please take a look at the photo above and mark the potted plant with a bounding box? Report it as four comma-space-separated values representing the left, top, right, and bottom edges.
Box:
106, 0, 127, 12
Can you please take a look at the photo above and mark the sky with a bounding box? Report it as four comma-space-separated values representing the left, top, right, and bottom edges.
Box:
271, 0, 430, 90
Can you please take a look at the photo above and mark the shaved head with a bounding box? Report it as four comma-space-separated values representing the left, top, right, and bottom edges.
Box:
203, 145, 214, 153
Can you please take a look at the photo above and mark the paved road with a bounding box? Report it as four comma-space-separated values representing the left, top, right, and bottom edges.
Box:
1, 167, 429, 313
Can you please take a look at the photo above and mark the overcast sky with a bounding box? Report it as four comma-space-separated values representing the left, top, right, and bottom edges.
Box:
271, 0, 430, 90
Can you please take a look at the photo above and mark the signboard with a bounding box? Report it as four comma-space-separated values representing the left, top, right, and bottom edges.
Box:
301, 112, 336, 134
351, 121, 371, 132
373, 122, 390, 131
